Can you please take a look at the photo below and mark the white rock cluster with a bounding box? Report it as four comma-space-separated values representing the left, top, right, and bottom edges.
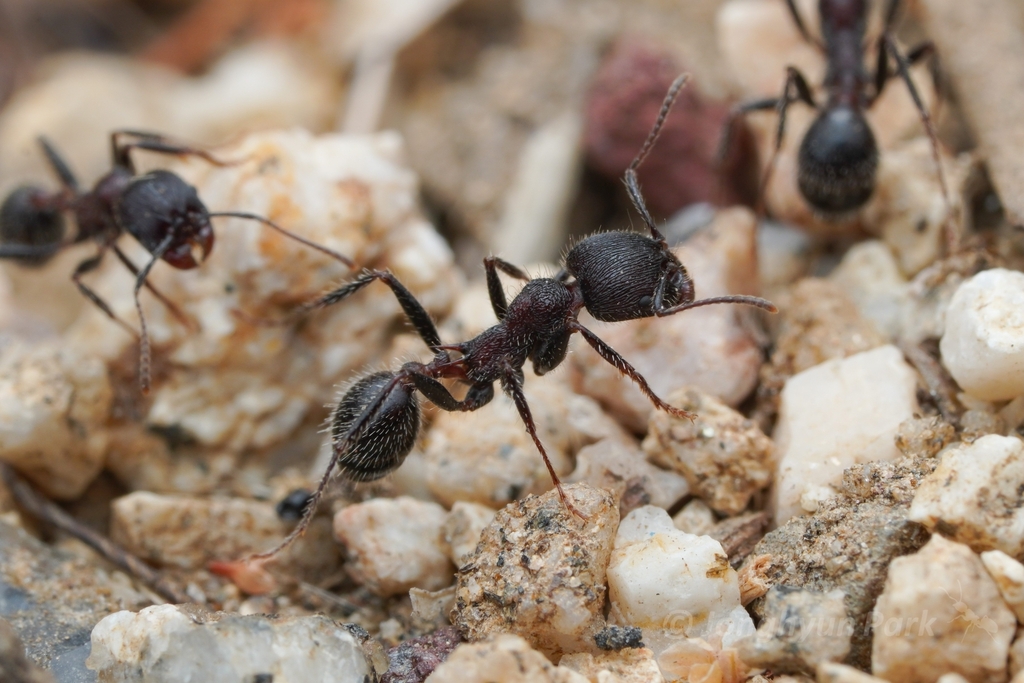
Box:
772, 344, 920, 524
941, 268, 1024, 402
87, 605, 372, 683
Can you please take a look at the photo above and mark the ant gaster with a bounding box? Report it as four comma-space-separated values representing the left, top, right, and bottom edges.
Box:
722, 0, 947, 217
249, 75, 777, 562
0, 131, 352, 392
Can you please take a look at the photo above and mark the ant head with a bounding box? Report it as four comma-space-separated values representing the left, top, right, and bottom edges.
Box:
0, 186, 66, 266
565, 231, 688, 322
116, 170, 214, 269
798, 105, 879, 214
331, 371, 420, 482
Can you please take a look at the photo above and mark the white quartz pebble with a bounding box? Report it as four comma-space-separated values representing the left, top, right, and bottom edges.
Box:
940, 268, 1024, 401
334, 496, 453, 597
772, 345, 919, 524
607, 506, 753, 651
910, 434, 1024, 560
87, 605, 371, 683
982, 550, 1024, 623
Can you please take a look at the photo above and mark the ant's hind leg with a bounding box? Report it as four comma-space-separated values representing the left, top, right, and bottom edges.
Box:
500, 369, 586, 520
410, 373, 495, 413
484, 255, 529, 320
571, 321, 696, 421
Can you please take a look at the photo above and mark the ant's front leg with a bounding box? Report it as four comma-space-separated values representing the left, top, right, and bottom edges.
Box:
71, 245, 139, 339
111, 245, 197, 332
484, 255, 529, 321
110, 130, 231, 173
570, 321, 695, 421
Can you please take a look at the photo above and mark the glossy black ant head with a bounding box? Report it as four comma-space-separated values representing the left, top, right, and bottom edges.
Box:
330, 371, 420, 482
798, 104, 879, 214
0, 186, 66, 266
116, 170, 214, 269
564, 231, 693, 322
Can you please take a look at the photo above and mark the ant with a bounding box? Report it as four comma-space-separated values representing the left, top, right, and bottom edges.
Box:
721, 0, 947, 219
0, 130, 352, 392
248, 74, 777, 562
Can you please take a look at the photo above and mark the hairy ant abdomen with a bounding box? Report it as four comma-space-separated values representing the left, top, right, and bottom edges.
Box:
117, 170, 213, 269
0, 186, 66, 266
330, 371, 421, 482
798, 105, 879, 214
564, 231, 687, 322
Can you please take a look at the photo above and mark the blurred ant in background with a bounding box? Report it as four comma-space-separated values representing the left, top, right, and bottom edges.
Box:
0, 130, 352, 392
248, 75, 777, 562
720, 0, 948, 222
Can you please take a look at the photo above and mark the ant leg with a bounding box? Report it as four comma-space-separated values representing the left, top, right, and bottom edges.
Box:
571, 321, 695, 420
484, 255, 529, 320
131, 235, 176, 394
882, 0, 902, 32
110, 130, 231, 172
499, 369, 585, 519
757, 67, 817, 213
409, 373, 495, 412
36, 137, 80, 193
208, 211, 353, 267
71, 247, 139, 339
881, 35, 953, 249
276, 270, 444, 354
785, 0, 824, 49
625, 74, 689, 245
112, 245, 196, 331
715, 96, 779, 205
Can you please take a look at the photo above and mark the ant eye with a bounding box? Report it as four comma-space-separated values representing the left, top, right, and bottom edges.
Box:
639, 295, 652, 308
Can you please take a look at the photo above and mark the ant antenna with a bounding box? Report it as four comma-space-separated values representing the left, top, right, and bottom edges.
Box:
208, 212, 354, 267
625, 73, 690, 242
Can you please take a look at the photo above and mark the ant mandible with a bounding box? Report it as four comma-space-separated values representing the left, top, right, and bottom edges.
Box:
249, 74, 777, 561
721, 0, 947, 217
0, 130, 352, 392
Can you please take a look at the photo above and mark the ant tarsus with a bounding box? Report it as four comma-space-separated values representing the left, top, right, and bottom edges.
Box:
0, 131, 353, 393
247, 74, 777, 563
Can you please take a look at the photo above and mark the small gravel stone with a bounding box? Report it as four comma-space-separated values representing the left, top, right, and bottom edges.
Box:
453, 483, 618, 659
644, 387, 774, 515
871, 534, 1015, 683
817, 662, 889, 683
441, 502, 496, 568
736, 586, 850, 675
570, 208, 767, 432
672, 499, 716, 536
940, 268, 1024, 401
606, 506, 754, 657
334, 496, 453, 598
423, 635, 589, 683
568, 437, 690, 516
382, 625, 462, 683
707, 511, 770, 567
909, 434, 1024, 559
0, 618, 55, 683
594, 625, 644, 651
757, 278, 887, 421
110, 491, 338, 577
895, 416, 957, 458
0, 340, 112, 500
560, 647, 665, 683
87, 604, 372, 683
773, 344, 920, 524
982, 550, 1024, 623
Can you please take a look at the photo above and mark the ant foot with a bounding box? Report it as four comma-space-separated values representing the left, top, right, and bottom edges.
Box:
666, 405, 698, 421
554, 484, 590, 522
